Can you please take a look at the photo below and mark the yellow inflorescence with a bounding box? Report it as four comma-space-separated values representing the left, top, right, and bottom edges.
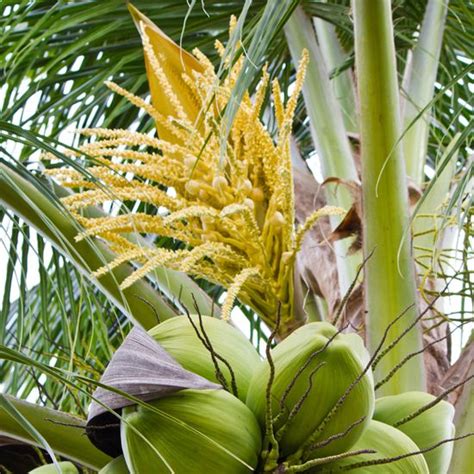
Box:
47, 27, 339, 334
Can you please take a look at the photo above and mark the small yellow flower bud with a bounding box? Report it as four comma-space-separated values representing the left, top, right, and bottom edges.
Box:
199, 189, 208, 200
212, 175, 228, 191
241, 179, 252, 195
184, 155, 198, 169
281, 251, 292, 264
270, 211, 286, 228
243, 198, 255, 210
201, 216, 214, 231
185, 179, 200, 195
201, 215, 213, 225
251, 187, 264, 202
201, 232, 213, 241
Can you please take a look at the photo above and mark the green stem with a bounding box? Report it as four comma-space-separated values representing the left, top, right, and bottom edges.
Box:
285, 6, 360, 296
312, 12, 358, 134
0, 164, 175, 329
0, 395, 110, 470
402, 0, 449, 185
353, 0, 425, 394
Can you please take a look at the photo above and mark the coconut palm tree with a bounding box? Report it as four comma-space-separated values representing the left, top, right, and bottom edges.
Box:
0, 0, 472, 472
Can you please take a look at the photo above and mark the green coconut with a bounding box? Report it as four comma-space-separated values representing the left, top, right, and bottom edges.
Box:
29, 462, 78, 474
319, 420, 429, 473
98, 456, 129, 473
149, 315, 261, 401
246, 322, 375, 460
121, 388, 262, 473
374, 391, 455, 474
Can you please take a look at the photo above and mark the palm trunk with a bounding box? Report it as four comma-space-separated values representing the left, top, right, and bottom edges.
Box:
353, 0, 425, 394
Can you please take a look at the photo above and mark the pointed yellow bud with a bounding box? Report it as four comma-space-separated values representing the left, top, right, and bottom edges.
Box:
185, 179, 201, 195
212, 175, 228, 191
270, 210, 286, 228
184, 155, 198, 169
251, 187, 264, 202
241, 179, 253, 195
281, 251, 292, 264
243, 198, 255, 210
128, 3, 205, 143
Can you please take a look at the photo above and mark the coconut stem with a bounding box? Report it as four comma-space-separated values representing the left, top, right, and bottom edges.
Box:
275, 362, 326, 442
179, 295, 239, 397
335, 434, 474, 472
332, 250, 374, 326
262, 305, 282, 472
192, 295, 239, 397
307, 416, 366, 452
274, 328, 342, 427
393, 375, 474, 427
353, 0, 424, 394
371, 281, 447, 370
285, 449, 376, 472
375, 328, 453, 390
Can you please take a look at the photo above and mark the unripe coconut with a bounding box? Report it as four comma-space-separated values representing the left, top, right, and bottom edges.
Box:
374, 391, 455, 474
99, 456, 129, 473
149, 315, 261, 401
29, 462, 78, 474
121, 389, 262, 473
246, 322, 374, 460
319, 420, 429, 473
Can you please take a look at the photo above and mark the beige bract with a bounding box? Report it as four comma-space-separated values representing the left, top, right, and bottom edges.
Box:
46, 17, 343, 335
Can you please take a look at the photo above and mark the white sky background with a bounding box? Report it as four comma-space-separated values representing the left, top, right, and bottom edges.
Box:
0, 53, 472, 363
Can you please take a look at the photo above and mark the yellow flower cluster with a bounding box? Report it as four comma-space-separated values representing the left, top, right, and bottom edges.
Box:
46, 19, 343, 335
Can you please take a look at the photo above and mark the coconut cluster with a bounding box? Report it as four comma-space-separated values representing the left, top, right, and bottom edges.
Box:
85, 317, 452, 474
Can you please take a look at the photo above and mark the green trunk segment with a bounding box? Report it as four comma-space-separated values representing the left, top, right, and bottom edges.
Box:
353, 0, 425, 394
449, 334, 474, 474
0, 396, 110, 470
0, 164, 175, 329
284, 6, 360, 296
312, 17, 358, 134
449, 382, 474, 473
402, 0, 449, 185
